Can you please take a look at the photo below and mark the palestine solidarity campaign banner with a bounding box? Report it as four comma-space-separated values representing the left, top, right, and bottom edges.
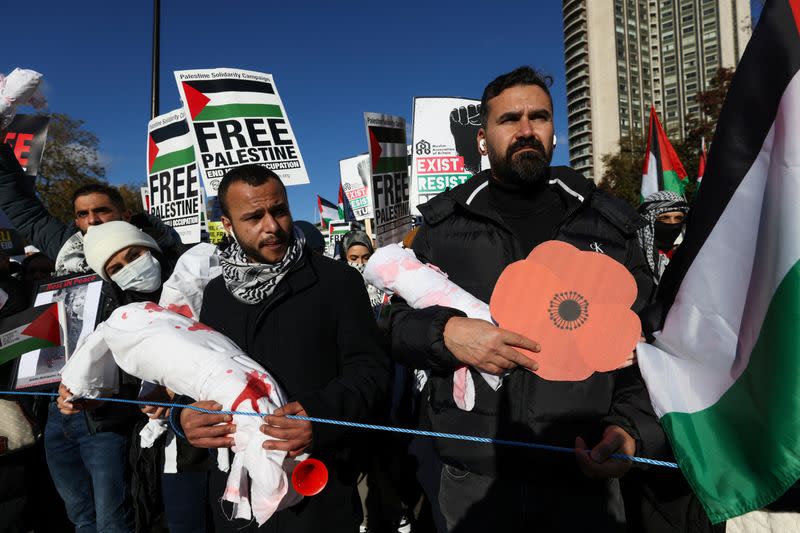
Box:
147, 109, 201, 244
339, 154, 372, 221
410, 97, 488, 215
175, 68, 309, 196
364, 113, 410, 246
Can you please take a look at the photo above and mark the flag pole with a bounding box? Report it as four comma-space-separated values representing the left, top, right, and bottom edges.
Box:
150, 0, 161, 120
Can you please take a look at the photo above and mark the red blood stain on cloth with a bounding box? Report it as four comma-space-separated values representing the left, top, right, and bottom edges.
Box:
144, 302, 163, 313
188, 322, 214, 332
231, 371, 273, 413
167, 304, 193, 318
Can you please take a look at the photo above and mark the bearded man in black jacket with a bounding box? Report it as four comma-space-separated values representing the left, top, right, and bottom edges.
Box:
387, 67, 667, 532
178, 165, 391, 532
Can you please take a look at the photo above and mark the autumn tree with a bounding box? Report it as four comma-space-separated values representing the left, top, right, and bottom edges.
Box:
598, 133, 647, 208
598, 67, 734, 208
34, 113, 142, 223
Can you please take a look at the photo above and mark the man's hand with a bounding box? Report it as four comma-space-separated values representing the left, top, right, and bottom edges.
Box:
139, 384, 173, 419
443, 317, 540, 375
575, 425, 636, 479
141, 405, 169, 419
180, 401, 235, 448
618, 335, 646, 369
261, 401, 312, 458
57, 383, 104, 415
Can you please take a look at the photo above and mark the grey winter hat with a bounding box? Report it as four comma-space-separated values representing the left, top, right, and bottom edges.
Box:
341, 230, 374, 255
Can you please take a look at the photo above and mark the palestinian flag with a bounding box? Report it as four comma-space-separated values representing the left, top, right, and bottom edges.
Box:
0, 303, 62, 367
641, 105, 688, 200
317, 195, 339, 229
637, 0, 800, 522
697, 137, 707, 185
148, 112, 195, 174
338, 183, 355, 222
366, 118, 407, 174
180, 78, 282, 122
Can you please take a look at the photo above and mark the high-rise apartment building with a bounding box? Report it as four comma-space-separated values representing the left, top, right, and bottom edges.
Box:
562, 0, 751, 181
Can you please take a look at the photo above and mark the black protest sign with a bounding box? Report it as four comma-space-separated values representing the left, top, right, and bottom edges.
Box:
2, 114, 49, 176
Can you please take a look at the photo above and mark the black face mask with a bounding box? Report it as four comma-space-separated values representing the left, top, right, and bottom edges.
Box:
654, 221, 683, 250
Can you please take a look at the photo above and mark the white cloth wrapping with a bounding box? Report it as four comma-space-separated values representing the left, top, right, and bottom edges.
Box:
159, 243, 222, 321
0, 68, 47, 129
139, 242, 223, 470
62, 302, 304, 525
364, 244, 502, 411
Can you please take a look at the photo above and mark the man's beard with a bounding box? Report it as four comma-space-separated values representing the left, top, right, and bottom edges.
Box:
232, 226, 291, 264
488, 136, 552, 187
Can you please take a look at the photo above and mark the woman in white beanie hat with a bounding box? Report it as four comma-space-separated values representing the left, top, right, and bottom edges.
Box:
83, 220, 164, 293
53, 221, 175, 533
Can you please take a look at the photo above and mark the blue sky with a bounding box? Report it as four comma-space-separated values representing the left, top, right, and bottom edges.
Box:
4, 0, 761, 222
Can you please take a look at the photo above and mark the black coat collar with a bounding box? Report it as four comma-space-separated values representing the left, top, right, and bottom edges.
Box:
418, 167, 645, 237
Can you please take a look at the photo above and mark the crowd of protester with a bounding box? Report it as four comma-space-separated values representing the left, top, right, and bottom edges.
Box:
0, 66, 735, 533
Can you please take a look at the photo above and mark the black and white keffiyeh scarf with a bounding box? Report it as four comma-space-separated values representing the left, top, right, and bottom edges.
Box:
637, 191, 690, 281
220, 226, 306, 304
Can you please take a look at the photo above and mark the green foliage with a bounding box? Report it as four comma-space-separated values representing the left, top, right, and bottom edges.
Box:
598, 68, 734, 208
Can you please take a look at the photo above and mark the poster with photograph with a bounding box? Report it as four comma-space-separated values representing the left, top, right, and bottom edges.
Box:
13, 273, 104, 390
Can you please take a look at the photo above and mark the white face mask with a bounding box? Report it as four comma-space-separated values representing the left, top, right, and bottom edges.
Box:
110, 251, 162, 293
348, 261, 366, 274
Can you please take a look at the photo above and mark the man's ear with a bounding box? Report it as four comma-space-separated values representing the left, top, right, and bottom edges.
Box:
221, 216, 233, 236
123, 209, 132, 222
477, 129, 487, 155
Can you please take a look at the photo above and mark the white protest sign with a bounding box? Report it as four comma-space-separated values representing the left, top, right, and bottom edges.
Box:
410, 97, 489, 215
339, 154, 372, 221
146, 109, 201, 244
364, 113, 410, 247
174, 68, 309, 196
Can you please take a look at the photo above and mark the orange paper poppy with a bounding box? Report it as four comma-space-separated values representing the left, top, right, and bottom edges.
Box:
490, 240, 641, 381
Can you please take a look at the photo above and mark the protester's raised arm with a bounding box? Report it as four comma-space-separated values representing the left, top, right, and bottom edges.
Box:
0, 143, 71, 259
